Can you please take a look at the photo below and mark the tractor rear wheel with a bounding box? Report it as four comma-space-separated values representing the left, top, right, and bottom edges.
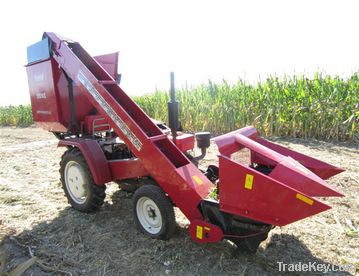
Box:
133, 185, 176, 240
60, 148, 106, 212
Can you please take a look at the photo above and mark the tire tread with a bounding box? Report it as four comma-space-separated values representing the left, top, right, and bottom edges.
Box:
60, 147, 106, 212
133, 185, 176, 240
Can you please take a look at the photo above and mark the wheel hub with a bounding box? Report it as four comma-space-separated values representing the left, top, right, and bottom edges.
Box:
64, 161, 88, 204
147, 207, 157, 220
136, 197, 162, 234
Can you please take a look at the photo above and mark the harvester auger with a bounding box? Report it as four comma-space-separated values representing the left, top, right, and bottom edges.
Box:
26, 33, 344, 253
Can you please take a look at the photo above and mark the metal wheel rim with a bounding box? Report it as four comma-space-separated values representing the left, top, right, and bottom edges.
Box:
64, 160, 89, 204
136, 196, 162, 234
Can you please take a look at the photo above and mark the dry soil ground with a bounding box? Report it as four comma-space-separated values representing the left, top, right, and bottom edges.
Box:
0, 127, 358, 275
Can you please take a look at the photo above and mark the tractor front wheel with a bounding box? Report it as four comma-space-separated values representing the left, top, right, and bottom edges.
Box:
133, 185, 176, 240
60, 148, 106, 212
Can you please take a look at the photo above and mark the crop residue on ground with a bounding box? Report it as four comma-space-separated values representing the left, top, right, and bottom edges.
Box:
0, 127, 358, 275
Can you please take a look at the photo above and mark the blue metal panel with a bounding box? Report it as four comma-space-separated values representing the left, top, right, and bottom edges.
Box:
27, 38, 50, 64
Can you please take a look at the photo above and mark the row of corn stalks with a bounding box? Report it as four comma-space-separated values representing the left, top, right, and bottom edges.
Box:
135, 73, 358, 142
0, 105, 33, 127
0, 73, 357, 141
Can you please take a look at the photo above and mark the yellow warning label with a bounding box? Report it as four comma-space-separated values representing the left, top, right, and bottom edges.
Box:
244, 174, 254, 190
296, 193, 314, 205
193, 175, 203, 185
196, 225, 203, 239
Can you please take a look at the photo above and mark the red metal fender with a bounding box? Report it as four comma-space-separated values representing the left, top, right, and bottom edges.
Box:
58, 138, 112, 185
189, 220, 223, 244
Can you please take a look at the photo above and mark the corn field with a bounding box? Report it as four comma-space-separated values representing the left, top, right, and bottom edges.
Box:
0, 73, 358, 141
0, 105, 33, 127
135, 73, 358, 142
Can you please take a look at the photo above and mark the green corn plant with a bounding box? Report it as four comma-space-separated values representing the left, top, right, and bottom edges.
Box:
133, 72, 358, 142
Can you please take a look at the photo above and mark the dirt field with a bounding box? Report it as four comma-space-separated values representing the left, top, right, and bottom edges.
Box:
0, 127, 358, 275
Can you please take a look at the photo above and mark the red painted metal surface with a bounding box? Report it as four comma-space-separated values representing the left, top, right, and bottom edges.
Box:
172, 133, 195, 152
84, 115, 110, 134
58, 139, 112, 185
26, 59, 66, 132
214, 126, 257, 156
26, 48, 119, 133
109, 158, 148, 180
214, 127, 344, 226
189, 220, 223, 243
254, 138, 344, 179
26, 58, 95, 133
94, 52, 119, 81
218, 155, 332, 226
42, 32, 213, 220
235, 134, 343, 197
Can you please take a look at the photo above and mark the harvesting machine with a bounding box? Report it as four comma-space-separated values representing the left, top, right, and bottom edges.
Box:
25, 33, 344, 253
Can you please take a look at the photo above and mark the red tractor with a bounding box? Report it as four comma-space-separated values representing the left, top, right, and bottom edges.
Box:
26, 33, 344, 253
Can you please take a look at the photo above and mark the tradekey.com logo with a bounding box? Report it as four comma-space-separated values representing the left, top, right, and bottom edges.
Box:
277, 261, 357, 274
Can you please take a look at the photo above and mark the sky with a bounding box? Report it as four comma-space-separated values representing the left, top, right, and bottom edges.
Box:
0, 0, 358, 106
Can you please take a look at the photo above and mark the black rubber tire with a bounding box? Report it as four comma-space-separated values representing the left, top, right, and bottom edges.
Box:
60, 148, 106, 212
133, 185, 176, 240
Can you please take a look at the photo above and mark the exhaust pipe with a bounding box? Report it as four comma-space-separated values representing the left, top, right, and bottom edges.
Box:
168, 72, 179, 143
167, 72, 211, 163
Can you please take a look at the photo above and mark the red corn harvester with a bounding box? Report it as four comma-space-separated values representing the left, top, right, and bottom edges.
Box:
25, 33, 344, 253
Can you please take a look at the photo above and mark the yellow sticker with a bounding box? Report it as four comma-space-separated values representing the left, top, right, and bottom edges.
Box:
196, 225, 203, 239
244, 174, 254, 190
204, 226, 210, 231
296, 193, 314, 205
193, 175, 203, 185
